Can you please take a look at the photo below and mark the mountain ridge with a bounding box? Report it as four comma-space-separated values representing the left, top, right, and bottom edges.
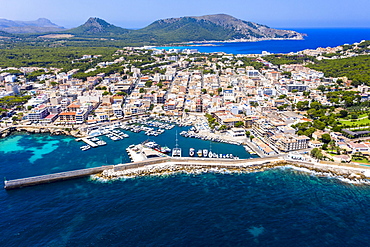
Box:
0, 14, 305, 45
0, 18, 64, 33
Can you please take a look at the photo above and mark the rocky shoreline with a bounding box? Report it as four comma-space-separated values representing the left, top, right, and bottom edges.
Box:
91, 161, 370, 185
0, 126, 85, 139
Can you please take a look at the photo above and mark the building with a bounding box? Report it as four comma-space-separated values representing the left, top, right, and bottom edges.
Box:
195, 97, 203, 112
58, 112, 76, 123
228, 128, 246, 138
27, 105, 49, 121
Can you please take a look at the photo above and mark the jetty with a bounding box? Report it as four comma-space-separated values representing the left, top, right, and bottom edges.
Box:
4, 156, 282, 190
4, 165, 113, 190
8, 154, 370, 190
78, 137, 98, 147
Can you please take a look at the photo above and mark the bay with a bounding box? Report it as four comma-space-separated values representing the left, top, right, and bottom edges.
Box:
156, 28, 370, 54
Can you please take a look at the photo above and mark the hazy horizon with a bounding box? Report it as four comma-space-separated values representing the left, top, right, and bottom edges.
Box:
1, 0, 369, 29
1, 15, 370, 31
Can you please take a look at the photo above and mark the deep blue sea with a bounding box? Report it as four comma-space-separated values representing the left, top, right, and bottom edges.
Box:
2, 129, 370, 246
3, 28, 370, 246
156, 28, 370, 54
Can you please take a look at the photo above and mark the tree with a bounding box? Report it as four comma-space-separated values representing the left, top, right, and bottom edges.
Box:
235, 121, 244, 127
303, 91, 310, 97
317, 85, 326, 92
321, 133, 331, 144
339, 110, 348, 118
278, 94, 287, 99
219, 125, 227, 131
310, 101, 322, 110
145, 80, 153, 88
217, 88, 222, 93
313, 120, 326, 130
311, 148, 324, 160
102, 91, 110, 96
296, 101, 309, 111
322, 143, 328, 150
116, 92, 127, 96
139, 88, 146, 94
201, 89, 207, 94
245, 130, 250, 137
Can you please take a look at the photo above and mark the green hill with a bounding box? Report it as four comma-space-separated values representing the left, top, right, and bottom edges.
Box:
60, 14, 303, 44
65, 17, 131, 38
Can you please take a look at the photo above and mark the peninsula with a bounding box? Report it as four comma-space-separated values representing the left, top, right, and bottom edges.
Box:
0, 14, 304, 46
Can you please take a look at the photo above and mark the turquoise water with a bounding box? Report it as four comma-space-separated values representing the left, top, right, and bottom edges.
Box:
0, 127, 255, 180
156, 28, 370, 54
1, 132, 370, 246
3, 28, 370, 245
2, 167, 370, 246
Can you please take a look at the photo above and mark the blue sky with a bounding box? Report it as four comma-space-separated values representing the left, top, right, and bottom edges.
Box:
1, 0, 369, 29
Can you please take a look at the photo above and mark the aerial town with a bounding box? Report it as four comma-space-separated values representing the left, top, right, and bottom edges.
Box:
0, 41, 370, 163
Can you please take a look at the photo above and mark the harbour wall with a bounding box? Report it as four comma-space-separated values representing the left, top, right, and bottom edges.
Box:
4, 157, 281, 190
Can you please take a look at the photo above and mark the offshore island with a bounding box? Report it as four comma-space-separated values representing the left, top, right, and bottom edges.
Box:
1, 14, 370, 188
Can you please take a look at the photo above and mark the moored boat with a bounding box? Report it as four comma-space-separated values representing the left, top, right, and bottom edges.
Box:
189, 148, 195, 157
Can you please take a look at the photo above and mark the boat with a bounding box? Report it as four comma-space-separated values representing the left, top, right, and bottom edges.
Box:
144, 141, 158, 149
160, 146, 171, 154
197, 150, 202, 157
208, 151, 213, 158
203, 149, 208, 157
172, 131, 182, 157
189, 148, 195, 157
97, 140, 107, 146
80, 145, 91, 151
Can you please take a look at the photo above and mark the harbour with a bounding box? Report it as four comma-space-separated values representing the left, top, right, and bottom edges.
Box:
6, 154, 370, 190
4, 156, 282, 189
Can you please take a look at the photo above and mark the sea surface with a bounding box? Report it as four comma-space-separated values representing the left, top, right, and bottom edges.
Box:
156, 28, 370, 54
3, 28, 370, 245
1, 129, 370, 246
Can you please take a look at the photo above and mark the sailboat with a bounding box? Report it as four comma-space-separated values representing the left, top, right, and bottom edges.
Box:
172, 131, 182, 157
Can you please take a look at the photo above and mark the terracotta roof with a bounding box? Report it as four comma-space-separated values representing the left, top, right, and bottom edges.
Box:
59, 112, 76, 116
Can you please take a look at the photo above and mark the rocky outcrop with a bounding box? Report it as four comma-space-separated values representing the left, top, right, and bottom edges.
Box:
92, 160, 370, 184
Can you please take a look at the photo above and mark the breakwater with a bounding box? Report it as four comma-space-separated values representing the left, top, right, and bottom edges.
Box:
5, 156, 370, 190
4, 165, 113, 189
3, 157, 277, 189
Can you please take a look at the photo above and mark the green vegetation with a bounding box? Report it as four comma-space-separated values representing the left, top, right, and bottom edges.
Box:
352, 153, 370, 164
0, 95, 31, 109
205, 113, 219, 130
310, 148, 324, 160
0, 46, 116, 69
264, 55, 316, 65
307, 55, 370, 86
339, 117, 370, 127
